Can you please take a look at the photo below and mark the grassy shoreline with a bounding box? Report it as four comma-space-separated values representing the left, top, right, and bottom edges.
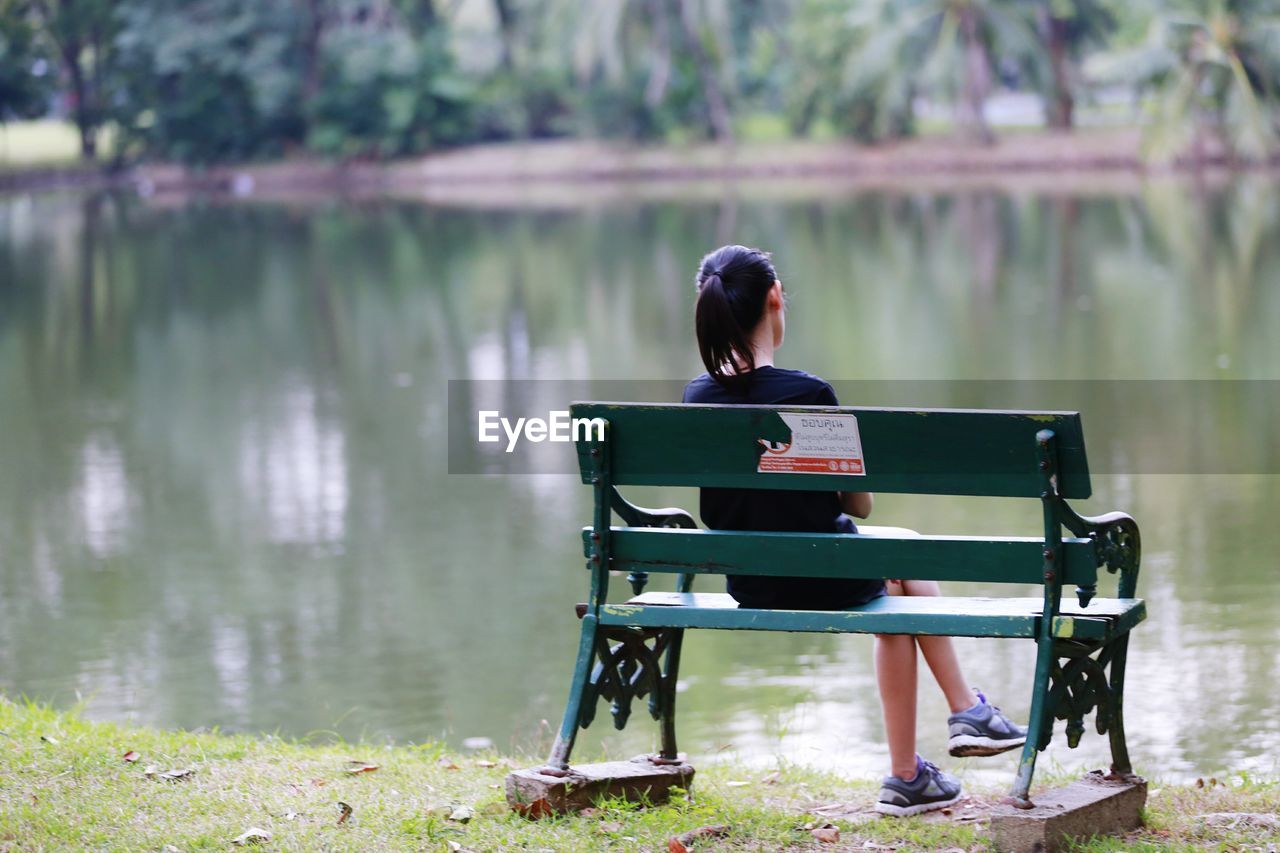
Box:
5, 125, 1280, 199
2, 699, 1277, 851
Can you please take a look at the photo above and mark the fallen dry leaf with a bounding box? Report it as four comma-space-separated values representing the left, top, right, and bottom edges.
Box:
231, 827, 271, 846
311, 778, 328, 787
513, 797, 554, 819
812, 824, 840, 843
599, 821, 624, 833
437, 758, 461, 770
761, 771, 782, 785
668, 824, 730, 851
336, 801, 353, 825
344, 761, 379, 775
122, 751, 140, 763
475, 760, 498, 768
145, 767, 195, 782
448, 805, 473, 823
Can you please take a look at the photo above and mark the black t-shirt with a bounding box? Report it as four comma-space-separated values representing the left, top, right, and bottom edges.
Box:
681, 366, 883, 609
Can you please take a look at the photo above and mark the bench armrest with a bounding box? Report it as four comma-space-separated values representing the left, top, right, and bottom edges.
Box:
609, 489, 697, 594
1056, 502, 1142, 604
610, 490, 697, 530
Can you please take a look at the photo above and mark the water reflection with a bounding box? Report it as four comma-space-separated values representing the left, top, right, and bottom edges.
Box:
239, 382, 348, 548
0, 182, 1276, 779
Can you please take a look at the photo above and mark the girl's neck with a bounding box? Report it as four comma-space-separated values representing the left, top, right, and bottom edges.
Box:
748, 325, 776, 370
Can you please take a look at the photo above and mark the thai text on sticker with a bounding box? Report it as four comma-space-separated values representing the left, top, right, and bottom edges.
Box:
757, 413, 866, 475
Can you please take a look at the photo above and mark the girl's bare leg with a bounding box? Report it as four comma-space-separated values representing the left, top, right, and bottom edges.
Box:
888, 579, 975, 713
876, 577, 933, 779
875, 626, 920, 779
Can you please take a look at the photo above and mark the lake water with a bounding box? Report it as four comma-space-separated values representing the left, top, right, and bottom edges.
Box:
1, 182, 1277, 786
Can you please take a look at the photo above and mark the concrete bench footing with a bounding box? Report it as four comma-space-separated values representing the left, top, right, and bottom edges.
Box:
505, 754, 695, 816
990, 771, 1147, 852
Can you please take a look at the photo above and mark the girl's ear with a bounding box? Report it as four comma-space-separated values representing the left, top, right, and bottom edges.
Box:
769, 280, 785, 311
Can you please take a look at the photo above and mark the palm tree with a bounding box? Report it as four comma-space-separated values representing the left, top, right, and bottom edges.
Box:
558, 0, 737, 140
791, 0, 1042, 144
1087, 0, 1280, 160
1033, 0, 1116, 130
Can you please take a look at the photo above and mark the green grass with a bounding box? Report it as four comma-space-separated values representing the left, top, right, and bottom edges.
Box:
1, 698, 1277, 851
0, 120, 87, 167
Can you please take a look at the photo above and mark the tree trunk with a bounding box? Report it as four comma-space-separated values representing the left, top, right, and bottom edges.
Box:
674, 0, 733, 142
492, 0, 516, 70
958, 6, 993, 145
62, 42, 96, 160
301, 0, 325, 108
644, 0, 672, 108
1045, 15, 1073, 130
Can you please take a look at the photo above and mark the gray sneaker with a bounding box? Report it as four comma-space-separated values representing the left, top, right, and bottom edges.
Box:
947, 690, 1028, 757
874, 756, 962, 817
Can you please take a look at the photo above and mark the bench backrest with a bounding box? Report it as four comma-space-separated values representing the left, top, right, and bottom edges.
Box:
571, 402, 1090, 498
571, 402, 1102, 599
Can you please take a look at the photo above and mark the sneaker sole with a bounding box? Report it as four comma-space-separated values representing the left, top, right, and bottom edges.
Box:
948, 734, 1026, 757
874, 792, 962, 817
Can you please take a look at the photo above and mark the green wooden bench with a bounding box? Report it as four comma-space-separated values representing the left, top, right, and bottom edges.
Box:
544, 402, 1144, 806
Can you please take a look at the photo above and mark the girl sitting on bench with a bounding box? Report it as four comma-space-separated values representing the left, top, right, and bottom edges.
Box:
682, 243, 1028, 817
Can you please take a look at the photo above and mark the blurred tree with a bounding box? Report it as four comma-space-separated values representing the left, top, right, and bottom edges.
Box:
27, 0, 119, 158
0, 1, 53, 122
109, 0, 472, 162
1034, 0, 1116, 129
113, 0, 305, 162
788, 0, 1042, 144
305, 7, 473, 156
564, 0, 737, 140
1088, 0, 1280, 159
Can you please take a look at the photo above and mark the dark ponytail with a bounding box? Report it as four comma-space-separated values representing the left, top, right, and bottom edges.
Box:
694, 245, 779, 392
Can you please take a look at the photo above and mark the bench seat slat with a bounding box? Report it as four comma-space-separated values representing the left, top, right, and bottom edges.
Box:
594, 527, 1099, 588
598, 592, 1145, 640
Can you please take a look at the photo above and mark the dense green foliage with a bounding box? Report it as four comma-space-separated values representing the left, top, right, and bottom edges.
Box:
2, 0, 1280, 162
0, 2, 53, 122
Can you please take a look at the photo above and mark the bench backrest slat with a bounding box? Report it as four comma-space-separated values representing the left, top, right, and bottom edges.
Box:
571, 402, 1090, 499
587, 528, 1097, 587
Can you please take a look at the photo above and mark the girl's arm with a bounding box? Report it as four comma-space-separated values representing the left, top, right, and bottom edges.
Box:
840, 491, 873, 519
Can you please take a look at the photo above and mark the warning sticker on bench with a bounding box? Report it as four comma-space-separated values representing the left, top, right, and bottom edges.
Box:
758, 413, 866, 475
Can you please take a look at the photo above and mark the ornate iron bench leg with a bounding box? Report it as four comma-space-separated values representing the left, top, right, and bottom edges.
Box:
657, 628, 685, 762
1008, 631, 1056, 807
1106, 634, 1134, 776
544, 615, 599, 774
